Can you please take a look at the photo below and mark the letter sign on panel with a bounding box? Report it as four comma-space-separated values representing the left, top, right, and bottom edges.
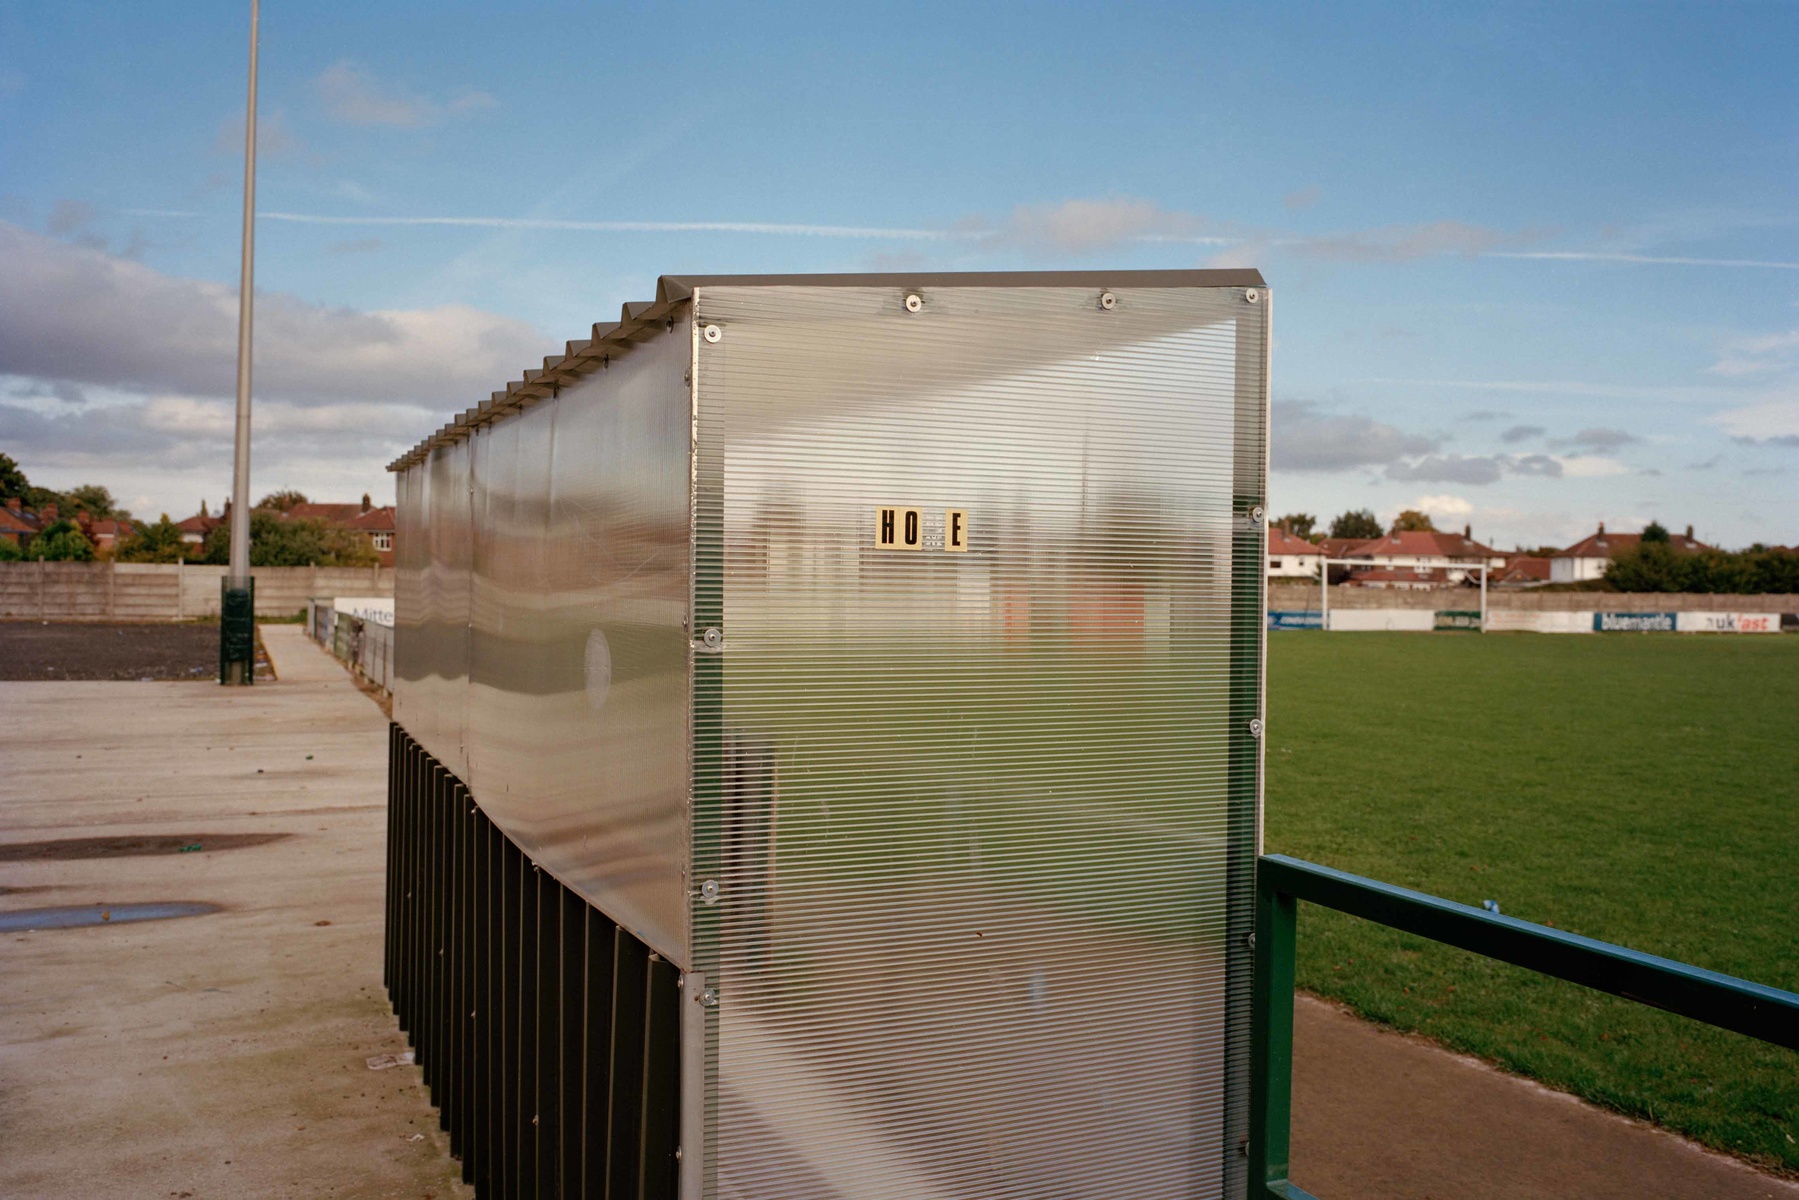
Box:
945, 508, 968, 552
876, 506, 923, 550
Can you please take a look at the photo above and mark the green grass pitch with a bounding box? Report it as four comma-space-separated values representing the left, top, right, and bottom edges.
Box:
1265, 631, 1799, 1171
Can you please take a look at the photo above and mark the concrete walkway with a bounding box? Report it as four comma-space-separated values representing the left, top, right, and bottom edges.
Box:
0, 626, 468, 1200
1292, 995, 1799, 1199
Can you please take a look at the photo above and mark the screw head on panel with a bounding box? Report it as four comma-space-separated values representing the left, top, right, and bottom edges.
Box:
702, 627, 723, 649
699, 988, 719, 1007
1098, 291, 1117, 311
904, 293, 924, 313
1245, 288, 1261, 303
700, 879, 721, 904
1248, 718, 1265, 738
702, 324, 723, 343
1249, 505, 1266, 523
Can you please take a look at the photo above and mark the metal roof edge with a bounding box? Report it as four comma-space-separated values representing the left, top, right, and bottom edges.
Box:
389, 268, 1265, 471
662, 268, 1264, 292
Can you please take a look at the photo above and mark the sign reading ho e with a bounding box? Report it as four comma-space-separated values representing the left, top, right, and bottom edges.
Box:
876, 507, 968, 552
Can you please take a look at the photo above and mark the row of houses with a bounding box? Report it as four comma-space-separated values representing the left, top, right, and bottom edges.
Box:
1266, 522, 1713, 588
170, 496, 397, 565
1, 498, 139, 554
1, 494, 397, 567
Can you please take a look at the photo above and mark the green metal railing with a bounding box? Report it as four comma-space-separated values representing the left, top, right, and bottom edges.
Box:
1249, 853, 1799, 1200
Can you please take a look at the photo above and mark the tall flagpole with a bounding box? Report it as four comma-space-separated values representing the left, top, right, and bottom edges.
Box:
222, 0, 260, 684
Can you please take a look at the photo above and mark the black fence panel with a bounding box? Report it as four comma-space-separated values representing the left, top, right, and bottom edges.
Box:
385, 724, 682, 1198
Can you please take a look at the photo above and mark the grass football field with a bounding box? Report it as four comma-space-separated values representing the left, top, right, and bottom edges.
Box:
1265, 630, 1799, 1171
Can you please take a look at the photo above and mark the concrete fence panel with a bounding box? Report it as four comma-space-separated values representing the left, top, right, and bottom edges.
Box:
0, 562, 391, 621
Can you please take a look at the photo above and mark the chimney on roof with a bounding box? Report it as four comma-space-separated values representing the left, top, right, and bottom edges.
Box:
1685, 524, 1694, 540
41, 503, 57, 521
5, 497, 18, 513
1597, 521, 1605, 535
200, 499, 208, 518
361, 493, 372, 512
1463, 524, 1471, 539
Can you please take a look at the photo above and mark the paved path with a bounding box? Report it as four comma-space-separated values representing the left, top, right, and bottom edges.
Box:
0, 625, 468, 1200
1293, 995, 1799, 1199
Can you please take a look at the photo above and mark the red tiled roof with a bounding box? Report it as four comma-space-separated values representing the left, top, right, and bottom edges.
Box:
1553, 528, 1712, 559
1343, 530, 1501, 559
0, 506, 40, 535
1267, 526, 1320, 555
1497, 555, 1550, 583
1317, 537, 1372, 560
175, 512, 218, 534
343, 506, 396, 532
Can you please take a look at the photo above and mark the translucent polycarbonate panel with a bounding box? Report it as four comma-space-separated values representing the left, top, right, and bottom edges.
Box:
392, 464, 430, 745
690, 284, 1267, 1200
402, 438, 474, 778
444, 331, 693, 963
466, 416, 516, 784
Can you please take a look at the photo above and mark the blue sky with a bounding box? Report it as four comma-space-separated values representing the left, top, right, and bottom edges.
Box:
2, 1, 1795, 548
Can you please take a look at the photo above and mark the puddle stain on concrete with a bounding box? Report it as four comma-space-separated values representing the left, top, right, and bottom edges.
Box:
0, 903, 222, 932
0, 833, 291, 862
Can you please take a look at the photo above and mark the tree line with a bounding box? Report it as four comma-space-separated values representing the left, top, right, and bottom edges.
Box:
0, 454, 376, 567
1603, 523, 1799, 593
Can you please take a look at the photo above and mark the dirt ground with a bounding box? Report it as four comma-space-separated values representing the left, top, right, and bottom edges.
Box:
0, 620, 272, 681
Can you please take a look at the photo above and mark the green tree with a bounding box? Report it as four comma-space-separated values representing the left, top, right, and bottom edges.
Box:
115, 515, 190, 563
64, 484, 126, 521
1328, 509, 1382, 540
201, 510, 377, 567
1391, 509, 1437, 533
31, 519, 96, 561
1640, 520, 1670, 543
0, 537, 22, 562
1274, 512, 1317, 539
0, 453, 29, 503
255, 489, 309, 512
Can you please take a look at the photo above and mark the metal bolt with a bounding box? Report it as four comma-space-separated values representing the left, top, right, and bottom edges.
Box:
1244, 932, 1256, 950
701, 627, 723, 649
1098, 291, 1117, 311
1245, 288, 1260, 304
699, 988, 718, 1007
702, 324, 723, 343
1249, 505, 1265, 523
675, 1148, 684, 1162
903, 293, 923, 313
700, 879, 721, 904
1248, 718, 1264, 738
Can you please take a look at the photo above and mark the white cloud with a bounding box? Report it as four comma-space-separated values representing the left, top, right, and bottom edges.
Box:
1707, 330, 1799, 378
0, 220, 545, 515
1271, 400, 1438, 472
1556, 455, 1631, 478
1406, 494, 1474, 517
315, 60, 495, 128
0, 220, 543, 407
1291, 220, 1518, 263
213, 109, 301, 158
1710, 397, 1799, 443
963, 198, 1233, 255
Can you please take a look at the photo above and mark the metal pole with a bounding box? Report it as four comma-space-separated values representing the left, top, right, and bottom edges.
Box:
1480, 563, 1488, 633
222, 0, 259, 684
1320, 559, 1329, 632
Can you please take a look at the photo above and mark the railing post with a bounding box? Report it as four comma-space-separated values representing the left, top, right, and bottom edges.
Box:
1250, 867, 1314, 1199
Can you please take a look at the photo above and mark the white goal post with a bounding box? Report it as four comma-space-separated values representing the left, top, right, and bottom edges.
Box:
1316, 558, 1488, 632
